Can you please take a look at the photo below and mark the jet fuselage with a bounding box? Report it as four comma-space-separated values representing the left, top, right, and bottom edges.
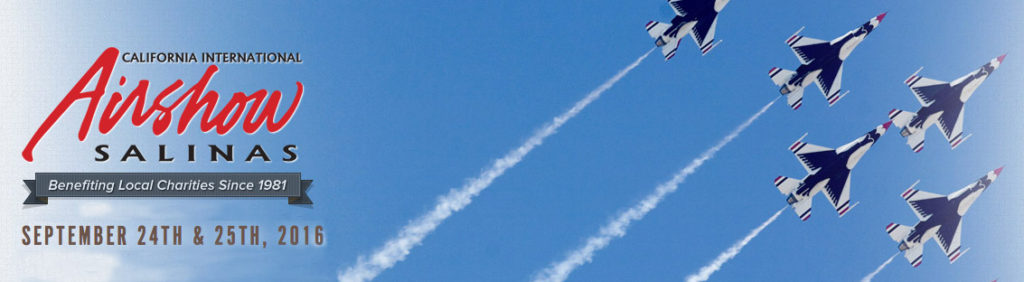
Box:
900, 175, 993, 249
780, 16, 881, 94
902, 62, 997, 135
785, 21, 877, 89
792, 127, 884, 198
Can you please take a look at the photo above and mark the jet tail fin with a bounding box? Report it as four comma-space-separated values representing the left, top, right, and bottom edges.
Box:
769, 67, 796, 86
889, 223, 925, 267
888, 109, 917, 128
646, 21, 682, 60
885, 222, 913, 242
661, 40, 681, 61
769, 67, 804, 110
784, 87, 805, 110
907, 132, 925, 153
888, 109, 926, 152
790, 198, 812, 221
645, 21, 671, 39
903, 244, 925, 267
773, 176, 801, 195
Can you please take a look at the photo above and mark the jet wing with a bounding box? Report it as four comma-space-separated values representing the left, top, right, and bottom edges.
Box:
789, 139, 836, 173
815, 61, 844, 106
936, 220, 965, 263
689, 16, 718, 55
905, 74, 951, 106
936, 106, 968, 149
901, 187, 947, 220
823, 174, 853, 216
787, 36, 828, 65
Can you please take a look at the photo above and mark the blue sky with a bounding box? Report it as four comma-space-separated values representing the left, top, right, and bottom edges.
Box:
4, 0, 1024, 281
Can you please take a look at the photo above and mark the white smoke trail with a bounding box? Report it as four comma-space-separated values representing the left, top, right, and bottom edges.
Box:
685, 206, 786, 282
338, 48, 656, 282
533, 98, 778, 282
861, 253, 899, 282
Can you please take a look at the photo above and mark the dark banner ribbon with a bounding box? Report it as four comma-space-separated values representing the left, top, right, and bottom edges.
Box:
23, 172, 313, 205
290, 180, 314, 205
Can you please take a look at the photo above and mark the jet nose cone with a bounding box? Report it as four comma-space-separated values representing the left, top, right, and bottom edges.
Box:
994, 166, 1004, 176
882, 121, 893, 130
875, 12, 887, 22
997, 54, 1007, 63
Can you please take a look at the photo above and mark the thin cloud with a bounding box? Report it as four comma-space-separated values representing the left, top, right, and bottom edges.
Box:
533, 98, 778, 282
338, 48, 656, 282
685, 206, 786, 282
861, 253, 899, 282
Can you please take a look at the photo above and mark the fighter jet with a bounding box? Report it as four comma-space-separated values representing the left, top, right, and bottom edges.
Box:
888, 55, 1006, 153
768, 13, 886, 110
772, 122, 891, 221
645, 0, 728, 60
885, 167, 1003, 267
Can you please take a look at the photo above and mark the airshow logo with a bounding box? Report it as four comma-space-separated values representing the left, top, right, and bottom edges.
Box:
21, 47, 303, 163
